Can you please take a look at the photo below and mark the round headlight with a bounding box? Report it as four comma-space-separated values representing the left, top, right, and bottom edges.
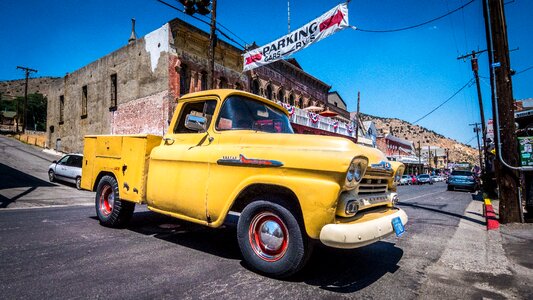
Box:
346, 164, 356, 182
353, 163, 363, 182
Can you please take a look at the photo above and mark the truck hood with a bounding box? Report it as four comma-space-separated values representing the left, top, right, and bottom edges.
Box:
216, 132, 388, 173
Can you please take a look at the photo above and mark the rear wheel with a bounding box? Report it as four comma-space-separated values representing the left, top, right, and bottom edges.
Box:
237, 199, 311, 278
75, 177, 82, 190
95, 175, 134, 227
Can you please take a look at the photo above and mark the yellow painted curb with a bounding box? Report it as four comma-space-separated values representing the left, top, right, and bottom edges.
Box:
484, 198, 492, 206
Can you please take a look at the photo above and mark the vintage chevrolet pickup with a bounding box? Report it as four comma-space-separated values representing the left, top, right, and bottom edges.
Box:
81, 89, 407, 277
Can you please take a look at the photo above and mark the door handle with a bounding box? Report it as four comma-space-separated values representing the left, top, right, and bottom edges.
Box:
163, 137, 174, 145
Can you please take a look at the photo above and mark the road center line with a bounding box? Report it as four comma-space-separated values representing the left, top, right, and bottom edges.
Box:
401, 190, 447, 202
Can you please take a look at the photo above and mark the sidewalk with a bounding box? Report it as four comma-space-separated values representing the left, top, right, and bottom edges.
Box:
419, 198, 533, 299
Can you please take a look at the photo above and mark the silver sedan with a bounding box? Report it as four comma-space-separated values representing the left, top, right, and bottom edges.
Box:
48, 154, 83, 189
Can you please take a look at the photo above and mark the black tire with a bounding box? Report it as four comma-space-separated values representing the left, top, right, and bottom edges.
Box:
75, 177, 82, 190
447, 185, 453, 191
95, 175, 135, 228
237, 199, 311, 278
48, 169, 55, 182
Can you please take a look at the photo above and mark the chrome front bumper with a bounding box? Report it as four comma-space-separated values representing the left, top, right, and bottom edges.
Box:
319, 208, 408, 249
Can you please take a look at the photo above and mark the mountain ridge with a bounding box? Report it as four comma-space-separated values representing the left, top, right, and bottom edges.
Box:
360, 113, 478, 165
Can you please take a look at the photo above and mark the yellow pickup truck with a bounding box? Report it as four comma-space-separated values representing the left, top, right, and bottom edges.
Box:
81, 89, 407, 278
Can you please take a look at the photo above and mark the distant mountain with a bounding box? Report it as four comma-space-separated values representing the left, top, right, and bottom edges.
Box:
360, 113, 479, 165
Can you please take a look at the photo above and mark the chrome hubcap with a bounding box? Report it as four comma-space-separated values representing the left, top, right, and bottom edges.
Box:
99, 185, 114, 216
249, 212, 289, 262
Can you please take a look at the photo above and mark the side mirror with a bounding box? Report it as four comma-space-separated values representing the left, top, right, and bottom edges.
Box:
52, 160, 57, 164
185, 114, 207, 132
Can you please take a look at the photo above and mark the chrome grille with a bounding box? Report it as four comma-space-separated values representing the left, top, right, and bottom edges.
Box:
358, 167, 390, 195
364, 168, 393, 178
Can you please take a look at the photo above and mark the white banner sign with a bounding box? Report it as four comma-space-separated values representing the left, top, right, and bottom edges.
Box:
487, 119, 494, 141
243, 3, 349, 72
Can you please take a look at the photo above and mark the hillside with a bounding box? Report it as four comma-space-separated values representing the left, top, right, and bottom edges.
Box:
360, 113, 479, 165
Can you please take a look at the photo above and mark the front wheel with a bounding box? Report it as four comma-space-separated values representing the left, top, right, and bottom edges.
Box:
48, 170, 55, 182
237, 200, 311, 278
95, 175, 135, 227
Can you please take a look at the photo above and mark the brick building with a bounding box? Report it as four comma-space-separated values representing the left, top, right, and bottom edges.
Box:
41, 18, 349, 152
46, 19, 246, 153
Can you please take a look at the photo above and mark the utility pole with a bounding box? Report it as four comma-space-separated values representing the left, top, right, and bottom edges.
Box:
428, 145, 431, 173
470, 123, 484, 171
207, 0, 217, 89
287, 0, 291, 34
355, 91, 360, 142
486, 0, 521, 223
458, 50, 488, 173
417, 141, 421, 174
16, 66, 38, 133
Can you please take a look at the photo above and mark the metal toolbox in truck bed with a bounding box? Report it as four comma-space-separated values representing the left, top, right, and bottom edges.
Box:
81, 134, 162, 203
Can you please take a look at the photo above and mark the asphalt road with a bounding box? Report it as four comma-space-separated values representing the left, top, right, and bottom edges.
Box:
0, 135, 94, 208
0, 135, 478, 299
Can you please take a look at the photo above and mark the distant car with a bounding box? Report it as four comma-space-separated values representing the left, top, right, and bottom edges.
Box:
48, 154, 83, 189
447, 170, 478, 192
417, 174, 433, 185
400, 175, 412, 185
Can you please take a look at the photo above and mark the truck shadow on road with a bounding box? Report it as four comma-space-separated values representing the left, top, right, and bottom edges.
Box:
124, 210, 403, 292
296, 242, 403, 293
398, 202, 485, 226
126, 211, 242, 260
0, 163, 56, 208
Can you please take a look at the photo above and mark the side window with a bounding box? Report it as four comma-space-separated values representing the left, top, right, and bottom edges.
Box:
69, 156, 82, 168
58, 156, 69, 165
174, 100, 216, 134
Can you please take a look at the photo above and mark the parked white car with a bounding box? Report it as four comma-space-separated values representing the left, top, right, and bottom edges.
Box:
400, 175, 412, 185
48, 154, 83, 189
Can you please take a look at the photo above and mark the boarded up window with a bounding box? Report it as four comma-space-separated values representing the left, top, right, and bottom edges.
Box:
180, 64, 190, 95
59, 95, 64, 124
200, 71, 208, 91
110, 74, 117, 111
81, 85, 88, 118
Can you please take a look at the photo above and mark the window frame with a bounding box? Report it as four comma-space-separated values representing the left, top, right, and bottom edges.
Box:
109, 73, 117, 111
81, 85, 88, 119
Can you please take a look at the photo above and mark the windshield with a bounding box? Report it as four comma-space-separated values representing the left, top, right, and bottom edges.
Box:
418, 174, 429, 178
451, 171, 473, 176
216, 95, 294, 133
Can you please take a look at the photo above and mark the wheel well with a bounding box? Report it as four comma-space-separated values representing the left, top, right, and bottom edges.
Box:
229, 184, 305, 228
92, 172, 115, 192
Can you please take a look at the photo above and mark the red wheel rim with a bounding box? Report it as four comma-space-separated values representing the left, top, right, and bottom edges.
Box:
248, 212, 289, 262
99, 184, 114, 216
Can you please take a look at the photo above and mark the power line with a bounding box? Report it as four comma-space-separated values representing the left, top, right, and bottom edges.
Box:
157, 0, 247, 49
514, 65, 533, 76
413, 78, 474, 124
356, 0, 476, 33
465, 135, 477, 145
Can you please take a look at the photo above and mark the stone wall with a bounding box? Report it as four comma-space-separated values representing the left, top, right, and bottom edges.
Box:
47, 24, 171, 153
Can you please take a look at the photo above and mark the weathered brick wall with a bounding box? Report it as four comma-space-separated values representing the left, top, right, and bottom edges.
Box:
47, 24, 171, 153
112, 90, 170, 135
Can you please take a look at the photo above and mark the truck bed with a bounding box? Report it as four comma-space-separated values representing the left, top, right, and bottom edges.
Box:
81, 134, 162, 203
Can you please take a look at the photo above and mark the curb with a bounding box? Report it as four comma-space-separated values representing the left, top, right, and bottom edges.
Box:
484, 198, 500, 230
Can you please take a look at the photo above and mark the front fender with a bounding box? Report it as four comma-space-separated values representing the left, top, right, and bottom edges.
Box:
207, 173, 342, 239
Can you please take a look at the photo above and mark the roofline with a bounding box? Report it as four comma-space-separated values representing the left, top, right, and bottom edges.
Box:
328, 91, 347, 107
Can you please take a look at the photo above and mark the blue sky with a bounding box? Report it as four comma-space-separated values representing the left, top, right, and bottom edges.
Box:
1, 0, 532, 147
